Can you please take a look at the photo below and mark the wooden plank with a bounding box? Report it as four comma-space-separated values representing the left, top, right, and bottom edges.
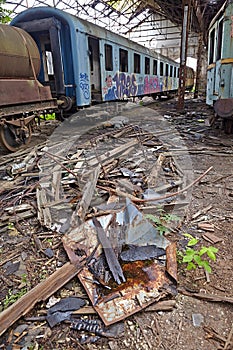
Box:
88, 139, 138, 167
0, 210, 36, 227
147, 154, 165, 188
155, 179, 183, 193
36, 187, 52, 228
178, 288, 233, 304
0, 262, 83, 336
73, 165, 101, 222
51, 166, 62, 201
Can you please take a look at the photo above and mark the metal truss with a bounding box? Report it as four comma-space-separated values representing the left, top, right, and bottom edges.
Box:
4, 0, 226, 47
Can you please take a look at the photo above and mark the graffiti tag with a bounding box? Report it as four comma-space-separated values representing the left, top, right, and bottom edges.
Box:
103, 73, 138, 100
103, 72, 170, 101
79, 73, 90, 100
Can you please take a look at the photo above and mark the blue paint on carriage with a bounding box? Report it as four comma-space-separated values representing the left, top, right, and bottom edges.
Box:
11, 6, 186, 108
11, 7, 91, 107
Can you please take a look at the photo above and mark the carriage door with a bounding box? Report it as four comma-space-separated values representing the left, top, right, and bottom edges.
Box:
17, 18, 65, 97
88, 37, 101, 101
40, 35, 57, 93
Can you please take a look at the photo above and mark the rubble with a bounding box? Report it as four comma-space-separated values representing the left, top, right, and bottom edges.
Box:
1, 100, 230, 349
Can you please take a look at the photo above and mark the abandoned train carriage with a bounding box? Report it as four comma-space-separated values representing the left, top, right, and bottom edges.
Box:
11, 6, 182, 110
206, 0, 233, 132
0, 23, 57, 152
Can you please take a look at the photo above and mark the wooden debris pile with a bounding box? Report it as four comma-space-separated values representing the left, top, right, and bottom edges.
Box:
0, 102, 213, 344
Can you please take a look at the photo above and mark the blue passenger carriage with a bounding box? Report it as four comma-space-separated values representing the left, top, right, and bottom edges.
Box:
206, 0, 233, 132
11, 7, 181, 111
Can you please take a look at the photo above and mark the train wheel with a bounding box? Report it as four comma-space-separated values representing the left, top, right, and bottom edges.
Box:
0, 124, 32, 152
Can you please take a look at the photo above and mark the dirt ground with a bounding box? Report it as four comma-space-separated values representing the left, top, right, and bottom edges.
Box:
0, 96, 232, 350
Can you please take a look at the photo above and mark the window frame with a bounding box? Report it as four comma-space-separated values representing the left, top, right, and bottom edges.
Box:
119, 48, 128, 72
104, 44, 113, 71
145, 56, 150, 75
153, 59, 158, 75
134, 53, 141, 73
160, 61, 164, 76
170, 65, 173, 77
209, 28, 216, 64
216, 19, 223, 61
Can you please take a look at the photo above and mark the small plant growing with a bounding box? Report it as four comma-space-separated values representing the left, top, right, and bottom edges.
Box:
7, 222, 14, 230
180, 233, 218, 273
145, 209, 180, 235
3, 287, 28, 309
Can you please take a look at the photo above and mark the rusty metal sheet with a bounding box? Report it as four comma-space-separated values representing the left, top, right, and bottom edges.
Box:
78, 259, 175, 326
0, 80, 53, 107
62, 199, 177, 326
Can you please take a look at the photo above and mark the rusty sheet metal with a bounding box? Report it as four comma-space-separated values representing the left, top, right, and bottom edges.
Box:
78, 260, 175, 326
0, 80, 53, 107
62, 200, 177, 326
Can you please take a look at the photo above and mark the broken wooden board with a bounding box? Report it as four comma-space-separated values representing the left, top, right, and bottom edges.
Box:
87, 139, 139, 167
73, 165, 101, 223
147, 154, 165, 188
0, 262, 83, 337
178, 288, 233, 304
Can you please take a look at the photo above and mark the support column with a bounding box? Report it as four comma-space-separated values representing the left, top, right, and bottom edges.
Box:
194, 32, 203, 98
177, 0, 191, 110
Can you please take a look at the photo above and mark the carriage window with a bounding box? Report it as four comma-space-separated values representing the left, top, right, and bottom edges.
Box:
178, 68, 180, 78
134, 53, 141, 73
174, 67, 177, 77
165, 64, 169, 76
170, 65, 173, 77
45, 51, 54, 76
153, 60, 158, 75
145, 57, 150, 74
105, 44, 113, 71
216, 19, 223, 61
209, 28, 215, 64
160, 62, 164, 75
119, 48, 128, 72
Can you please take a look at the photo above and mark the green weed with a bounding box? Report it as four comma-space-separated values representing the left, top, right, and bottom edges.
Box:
145, 210, 180, 235
180, 233, 218, 273
3, 287, 27, 309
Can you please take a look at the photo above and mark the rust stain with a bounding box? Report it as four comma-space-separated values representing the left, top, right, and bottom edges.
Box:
78, 257, 174, 326
63, 209, 177, 326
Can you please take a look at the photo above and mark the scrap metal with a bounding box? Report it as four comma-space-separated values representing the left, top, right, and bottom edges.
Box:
63, 199, 177, 325
92, 216, 126, 285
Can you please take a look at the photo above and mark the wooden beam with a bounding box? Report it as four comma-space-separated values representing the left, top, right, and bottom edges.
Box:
0, 262, 83, 336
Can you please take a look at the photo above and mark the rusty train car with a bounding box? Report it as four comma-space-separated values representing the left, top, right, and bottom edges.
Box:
0, 24, 57, 152
206, 0, 233, 133
0, 6, 194, 151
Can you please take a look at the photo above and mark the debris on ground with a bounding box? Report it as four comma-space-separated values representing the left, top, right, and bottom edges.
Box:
0, 99, 232, 350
